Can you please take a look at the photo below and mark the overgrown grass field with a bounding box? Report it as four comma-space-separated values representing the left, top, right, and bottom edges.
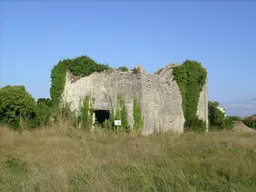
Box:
1, 120, 256, 192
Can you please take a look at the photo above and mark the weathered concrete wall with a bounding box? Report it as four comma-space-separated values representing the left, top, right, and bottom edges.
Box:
140, 67, 185, 135
62, 66, 208, 135
62, 69, 142, 127
197, 78, 209, 131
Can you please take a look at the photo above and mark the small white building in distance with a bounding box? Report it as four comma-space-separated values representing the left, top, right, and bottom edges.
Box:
217, 106, 227, 117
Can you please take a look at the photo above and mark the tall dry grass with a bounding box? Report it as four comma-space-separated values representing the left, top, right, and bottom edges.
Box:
0, 119, 256, 192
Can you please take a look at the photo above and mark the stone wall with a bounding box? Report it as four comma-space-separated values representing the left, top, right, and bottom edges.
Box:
197, 78, 209, 131
62, 66, 208, 135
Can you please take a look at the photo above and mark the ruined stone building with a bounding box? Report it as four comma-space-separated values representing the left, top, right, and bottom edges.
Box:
62, 64, 208, 135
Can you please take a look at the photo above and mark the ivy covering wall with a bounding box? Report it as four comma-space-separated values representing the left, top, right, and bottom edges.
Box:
172, 60, 207, 132
50, 59, 68, 106
50, 55, 208, 132
133, 96, 143, 132
79, 96, 94, 130
115, 95, 130, 133
50, 56, 110, 106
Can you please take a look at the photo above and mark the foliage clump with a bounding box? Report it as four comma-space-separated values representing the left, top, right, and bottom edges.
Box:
243, 119, 256, 130
133, 96, 143, 132
50, 59, 68, 106
116, 95, 130, 133
79, 96, 94, 130
5, 155, 28, 174
208, 101, 241, 131
50, 55, 110, 107
0, 86, 36, 129
34, 103, 52, 127
172, 60, 207, 132
208, 101, 226, 127
37, 98, 53, 108
69, 56, 110, 77
118, 66, 129, 72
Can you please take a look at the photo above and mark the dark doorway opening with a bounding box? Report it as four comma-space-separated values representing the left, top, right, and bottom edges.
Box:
94, 110, 110, 124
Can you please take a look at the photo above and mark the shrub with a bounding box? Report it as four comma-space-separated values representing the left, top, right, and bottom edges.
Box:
118, 66, 129, 72
221, 117, 236, 130
50, 102, 79, 127
188, 117, 207, 132
103, 119, 113, 130
0, 86, 36, 129
172, 60, 207, 132
79, 96, 94, 130
208, 101, 240, 130
116, 95, 130, 133
34, 103, 52, 127
69, 56, 110, 77
221, 116, 242, 130
132, 67, 140, 74
37, 98, 53, 108
243, 119, 256, 130
208, 101, 226, 127
227, 116, 242, 121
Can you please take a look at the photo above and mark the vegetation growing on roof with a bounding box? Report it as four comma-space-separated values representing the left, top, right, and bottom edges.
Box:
118, 66, 129, 72
50, 55, 110, 107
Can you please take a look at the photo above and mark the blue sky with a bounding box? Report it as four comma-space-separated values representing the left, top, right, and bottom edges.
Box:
0, 1, 255, 116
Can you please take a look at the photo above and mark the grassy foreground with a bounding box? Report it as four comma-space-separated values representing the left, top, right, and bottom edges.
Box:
0, 120, 256, 192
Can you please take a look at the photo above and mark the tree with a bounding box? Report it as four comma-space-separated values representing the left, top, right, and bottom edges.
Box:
208, 101, 240, 130
34, 103, 52, 127
37, 98, 53, 108
208, 101, 225, 127
0, 86, 36, 129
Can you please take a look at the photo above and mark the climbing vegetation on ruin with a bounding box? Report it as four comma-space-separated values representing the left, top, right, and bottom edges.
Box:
133, 96, 143, 132
172, 60, 207, 132
79, 96, 94, 130
50, 59, 68, 106
103, 119, 113, 130
116, 95, 130, 133
50, 55, 110, 107
108, 97, 115, 124
117, 66, 129, 72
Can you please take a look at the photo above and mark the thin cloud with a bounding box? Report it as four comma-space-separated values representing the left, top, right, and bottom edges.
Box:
222, 103, 256, 109
222, 100, 256, 117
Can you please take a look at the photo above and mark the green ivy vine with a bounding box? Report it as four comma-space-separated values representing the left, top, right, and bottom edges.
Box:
50, 59, 68, 106
50, 55, 110, 107
79, 96, 94, 130
133, 96, 143, 132
172, 60, 207, 132
115, 95, 130, 133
